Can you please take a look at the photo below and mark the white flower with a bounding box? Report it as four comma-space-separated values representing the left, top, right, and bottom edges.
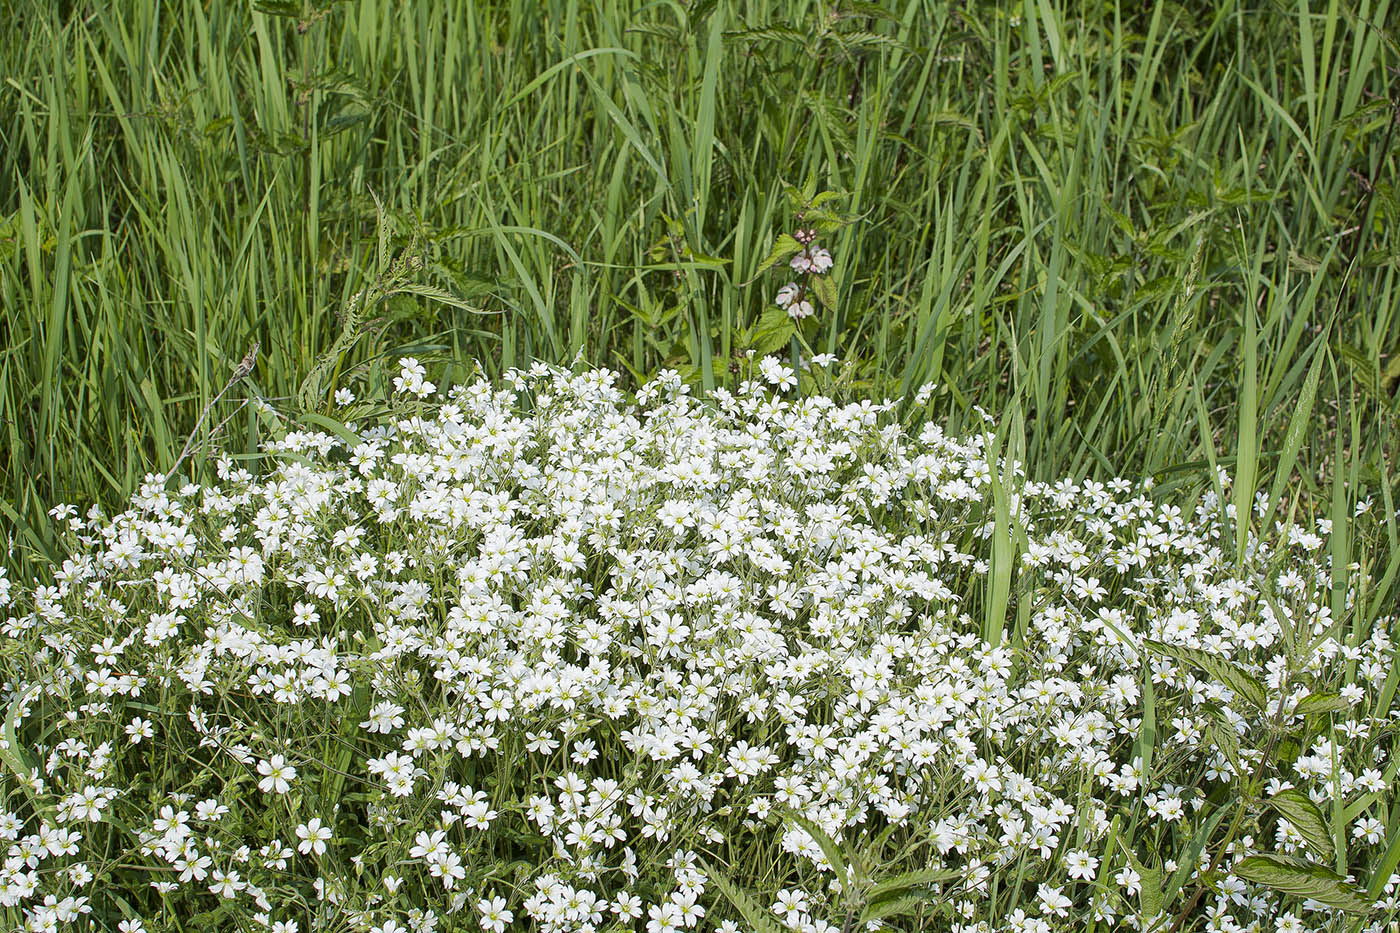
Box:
477, 895, 513, 933
257, 755, 297, 795
786, 297, 815, 320
295, 818, 332, 856
1064, 850, 1098, 881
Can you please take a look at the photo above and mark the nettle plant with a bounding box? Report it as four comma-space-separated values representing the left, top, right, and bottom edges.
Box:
741, 181, 855, 370
0, 357, 1396, 933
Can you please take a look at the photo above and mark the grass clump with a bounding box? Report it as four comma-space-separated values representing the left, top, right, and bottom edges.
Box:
2, 0, 1398, 571
0, 359, 1395, 932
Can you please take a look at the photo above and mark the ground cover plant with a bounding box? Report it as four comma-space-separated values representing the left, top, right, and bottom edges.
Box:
0, 358, 1397, 932
2, 0, 1400, 577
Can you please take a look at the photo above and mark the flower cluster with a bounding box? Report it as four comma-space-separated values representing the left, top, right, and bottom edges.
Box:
774, 229, 832, 320
0, 356, 1394, 933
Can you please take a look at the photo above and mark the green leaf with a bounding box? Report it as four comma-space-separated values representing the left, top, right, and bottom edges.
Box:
0, 693, 41, 810
1144, 639, 1268, 711
252, 0, 302, 16
1233, 854, 1375, 914
811, 274, 838, 310
1292, 693, 1350, 716
296, 412, 363, 449
785, 808, 851, 885
1268, 791, 1334, 863
753, 234, 802, 277
865, 866, 963, 903
1203, 706, 1244, 777
750, 307, 797, 356
697, 856, 788, 933
1163, 804, 1230, 907
859, 893, 925, 926
1126, 849, 1163, 920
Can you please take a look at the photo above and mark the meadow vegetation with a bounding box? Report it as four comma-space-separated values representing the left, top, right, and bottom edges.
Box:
0, 0, 1397, 570
1, 0, 1399, 930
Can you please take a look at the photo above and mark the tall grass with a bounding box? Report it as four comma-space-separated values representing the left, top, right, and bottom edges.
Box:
1, 0, 1397, 578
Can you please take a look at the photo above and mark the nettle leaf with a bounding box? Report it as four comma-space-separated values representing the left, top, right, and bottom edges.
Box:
811, 274, 838, 310
1267, 791, 1334, 863
1203, 706, 1244, 776
754, 234, 802, 277
785, 808, 851, 884
858, 893, 925, 926
1144, 639, 1268, 711
1233, 854, 1376, 915
750, 307, 797, 356
1293, 692, 1350, 716
1126, 849, 1163, 920
865, 866, 963, 903
697, 857, 788, 933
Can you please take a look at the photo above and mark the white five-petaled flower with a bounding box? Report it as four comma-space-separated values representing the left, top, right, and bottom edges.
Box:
295, 818, 332, 856
477, 895, 513, 933
257, 755, 297, 795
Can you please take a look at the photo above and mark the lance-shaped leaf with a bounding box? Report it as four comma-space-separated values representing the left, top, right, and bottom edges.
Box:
865, 866, 963, 904
1234, 854, 1376, 914
696, 857, 788, 933
753, 234, 802, 278
1267, 791, 1334, 863
1144, 639, 1268, 711
859, 894, 926, 926
785, 808, 853, 889
1293, 692, 1350, 716
810, 274, 838, 310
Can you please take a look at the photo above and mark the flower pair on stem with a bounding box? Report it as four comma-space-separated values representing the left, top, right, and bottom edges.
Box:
773, 228, 833, 321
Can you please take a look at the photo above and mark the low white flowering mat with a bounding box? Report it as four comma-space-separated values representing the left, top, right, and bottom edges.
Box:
0, 358, 1395, 933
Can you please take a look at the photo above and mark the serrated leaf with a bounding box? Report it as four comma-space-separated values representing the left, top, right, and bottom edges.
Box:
386, 282, 487, 314
1126, 849, 1163, 920
786, 808, 850, 883
1144, 639, 1268, 711
865, 866, 962, 902
697, 857, 788, 933
1203, 705, 1243, 776
723, 25, 808, 45
750, 307, 797, 356
1268, 791, 1334, 863
1233, 854, 1375, 914
252, 0, 301, 16
859, 893, 925, 925
1293, 693, 1350, 716
811, 274, 838, 310
754, 234, 802, 277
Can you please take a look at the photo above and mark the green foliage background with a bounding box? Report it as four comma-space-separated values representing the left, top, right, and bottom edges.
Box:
1, 0, 1398, 575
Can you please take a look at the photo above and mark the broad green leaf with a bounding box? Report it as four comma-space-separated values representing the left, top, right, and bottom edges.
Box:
811, 274, 838, 310
297, 412, 363, 449
1144, 639, 1268, 711
753, 234, 802, 278
859, 893, 925, 926
865, 866, 963, 903
1126, 849, 1163, 920
1268, 791, 1334, 863
1233, 854, 1375, 914
0, 692, 52, 821
750, 307, 797, 356
1292, 693, 1350, 716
